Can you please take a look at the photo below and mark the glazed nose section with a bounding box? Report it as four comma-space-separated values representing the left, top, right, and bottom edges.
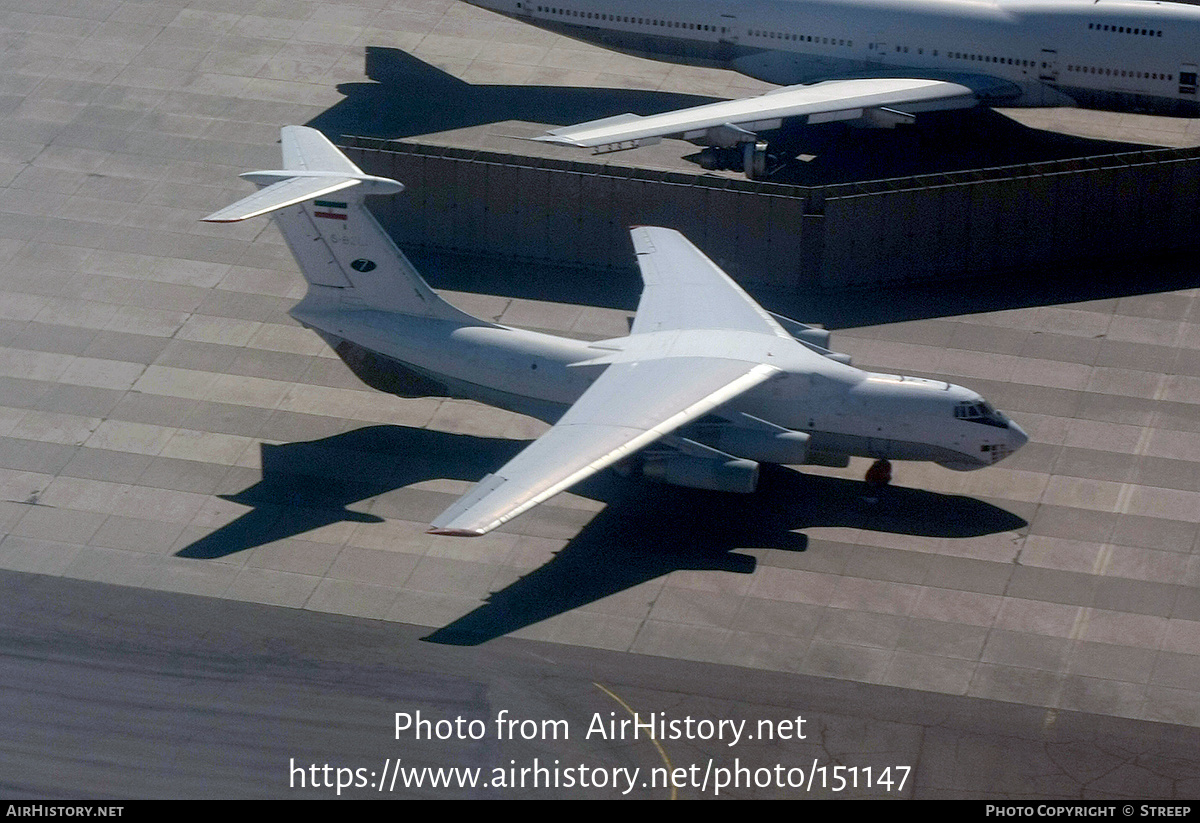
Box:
1008, 419, 1029, 452
984, 417, 1028, 466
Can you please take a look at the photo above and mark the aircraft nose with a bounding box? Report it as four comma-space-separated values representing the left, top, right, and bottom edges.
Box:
1008, 420, 1029, 452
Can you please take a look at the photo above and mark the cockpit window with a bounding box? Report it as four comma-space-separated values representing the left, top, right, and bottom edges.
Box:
954, 401, 1009, 428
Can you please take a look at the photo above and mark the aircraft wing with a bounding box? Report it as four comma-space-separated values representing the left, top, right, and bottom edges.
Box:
629, 226, 789, 337
429, 358, 778, 535
429, 226, 792, 536
534, 78, 977, 150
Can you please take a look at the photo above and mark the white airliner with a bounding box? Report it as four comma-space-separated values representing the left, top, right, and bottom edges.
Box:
204, 127, 1028, 536
460, 0, 1200, 175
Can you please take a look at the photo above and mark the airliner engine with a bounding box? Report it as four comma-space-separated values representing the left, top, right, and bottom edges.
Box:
641, 453, 760, 493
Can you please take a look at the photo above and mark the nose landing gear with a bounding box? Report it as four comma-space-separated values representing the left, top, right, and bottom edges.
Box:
862, 458, 892, 503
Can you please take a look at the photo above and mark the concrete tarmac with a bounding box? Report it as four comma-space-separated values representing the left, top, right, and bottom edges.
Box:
1, 0, 1199, 799
6, 568, 1200, 799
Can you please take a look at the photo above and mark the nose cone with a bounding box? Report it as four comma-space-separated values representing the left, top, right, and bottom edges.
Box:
982, 417, 1028, 466
1007, 419, 1029, 452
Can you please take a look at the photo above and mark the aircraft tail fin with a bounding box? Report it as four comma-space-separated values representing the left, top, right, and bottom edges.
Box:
203, 126, 478, 323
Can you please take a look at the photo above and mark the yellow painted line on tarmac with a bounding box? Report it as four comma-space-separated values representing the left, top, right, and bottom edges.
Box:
593, 682, 676, 800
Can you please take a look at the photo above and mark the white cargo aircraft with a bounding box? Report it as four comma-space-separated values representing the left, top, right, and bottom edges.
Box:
204, 127, 1027, 536
460, 0, 1200, 176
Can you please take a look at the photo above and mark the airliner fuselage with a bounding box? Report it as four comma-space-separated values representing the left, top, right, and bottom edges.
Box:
469, 0, 1200, 116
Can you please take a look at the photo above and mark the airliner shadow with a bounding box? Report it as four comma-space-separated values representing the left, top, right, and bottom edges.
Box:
425, 463, 1024, 645
174, 426, 1025, 643
408, 241, 1200, 333
307, 47, 1151, 185
298, 46, 1189, 326
762, 246, 1200, 330
754, 107, 1153, 185
176, 427, 526, 559
306, 46, 716, 143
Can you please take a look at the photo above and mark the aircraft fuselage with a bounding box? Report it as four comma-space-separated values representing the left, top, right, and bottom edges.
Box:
466, 0, 1200, 116
294, 302, 1027, 473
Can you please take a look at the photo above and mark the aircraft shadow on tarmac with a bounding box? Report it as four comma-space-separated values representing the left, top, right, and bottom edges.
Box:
300, 46, 1196, 323
176, 425, 1026, 645
408, 242, 1200, 337
762, 249, 1200, 331
306, 47, 1151, 185
306, 46, 714, 149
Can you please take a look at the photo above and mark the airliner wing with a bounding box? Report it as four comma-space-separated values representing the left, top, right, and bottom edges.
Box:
429, 358, 778, 535
429, 227, 784, 536
534, 78, 977, 150
629, 225, 789, 336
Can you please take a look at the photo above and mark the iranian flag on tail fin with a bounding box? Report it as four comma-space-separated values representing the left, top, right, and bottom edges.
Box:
313, 199, 348, 220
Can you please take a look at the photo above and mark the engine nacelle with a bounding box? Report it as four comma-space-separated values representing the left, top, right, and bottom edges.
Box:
641, 454, 759, 493
791, 326, 831, 350
766, 313, 852, 365
695, 143, 770, 178
743, 141, 768, 178
688, 122, 758, 148
696, 146, 740, 170
708, 428, 810, 465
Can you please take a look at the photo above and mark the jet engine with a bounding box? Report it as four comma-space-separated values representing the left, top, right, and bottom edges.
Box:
704, 428, 811, 465
742, 141, 769, 178
696, 141, 771, 179
640, 453, 759, 493
695, 146, 737, 170
767, 313, 853, 365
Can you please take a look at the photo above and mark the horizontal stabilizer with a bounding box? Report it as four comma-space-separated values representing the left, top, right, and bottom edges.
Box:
201, 125, 404, 222
202, 175, 362, 222
202, 125, 476, 322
